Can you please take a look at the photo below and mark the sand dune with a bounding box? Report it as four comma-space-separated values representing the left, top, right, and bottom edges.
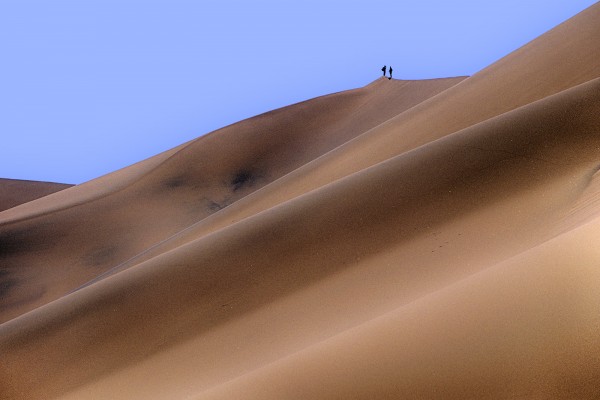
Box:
0, 76, 466, 324
1, 3, 600, 399
0, 179, 72, 213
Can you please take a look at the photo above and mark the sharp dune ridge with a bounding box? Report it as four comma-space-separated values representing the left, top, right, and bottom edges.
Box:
1, 3, 600, 399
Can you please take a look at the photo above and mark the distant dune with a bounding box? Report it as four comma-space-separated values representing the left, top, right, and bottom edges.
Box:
1, 3, 600, 399
0, 178, 72, 212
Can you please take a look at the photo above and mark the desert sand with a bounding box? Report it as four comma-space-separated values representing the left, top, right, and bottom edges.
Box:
1, 3, 600, 399
0, 179, 72, 213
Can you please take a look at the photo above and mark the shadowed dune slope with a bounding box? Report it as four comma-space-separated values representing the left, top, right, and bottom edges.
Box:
0, 76, 465, 323
0, 179, 72, 212
1, 3, 600, 400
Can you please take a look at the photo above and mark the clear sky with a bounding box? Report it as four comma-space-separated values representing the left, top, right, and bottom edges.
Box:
1, 0, 597, 184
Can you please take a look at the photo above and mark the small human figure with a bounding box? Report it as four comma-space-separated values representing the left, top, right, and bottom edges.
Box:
381, 65, 387, 77
389, 66, 393, 80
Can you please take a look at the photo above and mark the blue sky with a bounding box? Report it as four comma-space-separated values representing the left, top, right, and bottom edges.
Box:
1, 0, 597, 184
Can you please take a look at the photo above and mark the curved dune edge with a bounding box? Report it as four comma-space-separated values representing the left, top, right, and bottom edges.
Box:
0, 179, 73, 213
1, 3, 600, 400
195, 214, 600, 399
0, 140, 193, 224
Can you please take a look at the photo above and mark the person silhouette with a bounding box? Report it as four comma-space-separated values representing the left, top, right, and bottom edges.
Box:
381, 65, 387, 77
389, 66, 393, 80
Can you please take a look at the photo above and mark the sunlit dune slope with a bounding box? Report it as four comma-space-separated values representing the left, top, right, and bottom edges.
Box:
1, 3, 600, 400
198, 213, 600, 399
0, 179, 72, 212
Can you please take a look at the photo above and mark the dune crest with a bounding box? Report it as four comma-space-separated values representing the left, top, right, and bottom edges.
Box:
1, 3, 600, 399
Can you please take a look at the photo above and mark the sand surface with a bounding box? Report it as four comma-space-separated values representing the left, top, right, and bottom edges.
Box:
0, 179, 72, 213
1, 3, 600, 399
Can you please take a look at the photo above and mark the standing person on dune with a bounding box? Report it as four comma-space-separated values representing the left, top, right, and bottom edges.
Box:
382, 65, 387, 77
389, 66, 393, 80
